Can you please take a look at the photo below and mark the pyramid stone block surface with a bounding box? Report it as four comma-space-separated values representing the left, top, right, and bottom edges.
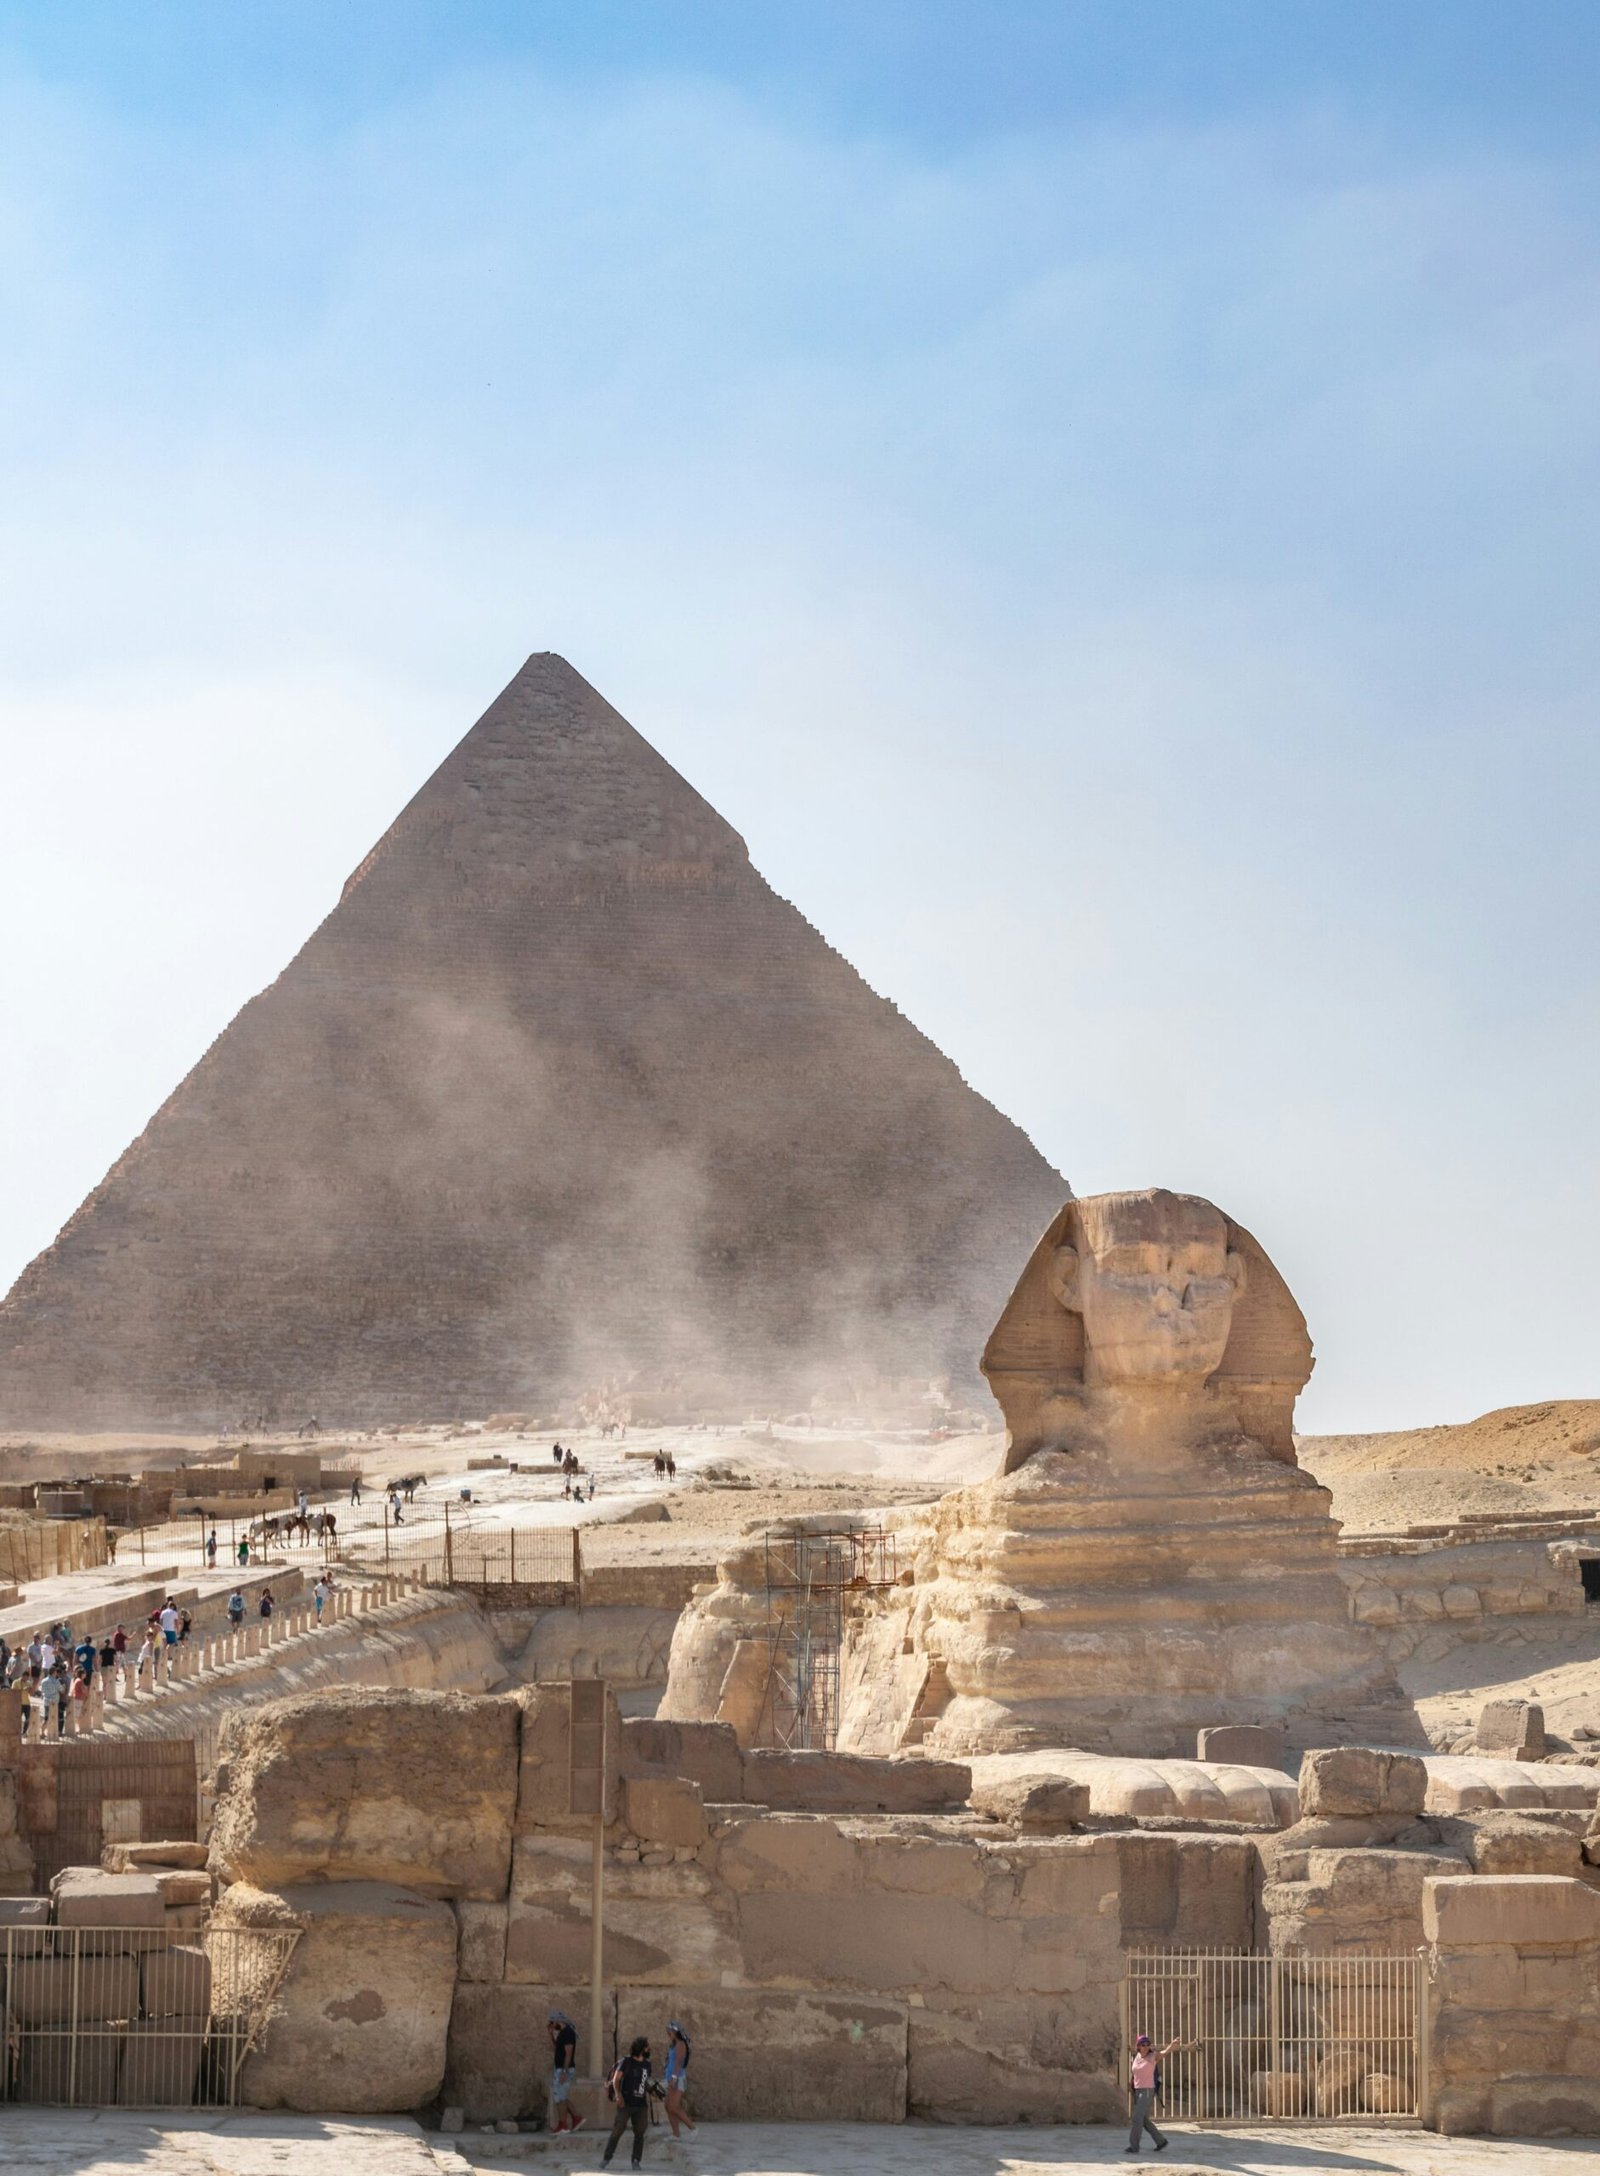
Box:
0, 656, 1067, 1428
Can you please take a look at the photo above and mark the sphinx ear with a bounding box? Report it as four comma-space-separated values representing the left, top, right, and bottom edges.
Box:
1225, 1248, 1248, 1296
1048, 1244, 1081, 1312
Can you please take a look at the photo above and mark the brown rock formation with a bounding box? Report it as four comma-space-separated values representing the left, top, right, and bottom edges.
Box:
0, 654, 1065, 1427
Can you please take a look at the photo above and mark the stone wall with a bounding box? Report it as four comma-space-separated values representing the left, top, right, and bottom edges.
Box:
1338, 1536, 1588, 1663
1425, 1875, 1600, 2135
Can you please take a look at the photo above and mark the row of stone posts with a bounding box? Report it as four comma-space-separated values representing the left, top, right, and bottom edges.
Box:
29, 1571, 428, 1739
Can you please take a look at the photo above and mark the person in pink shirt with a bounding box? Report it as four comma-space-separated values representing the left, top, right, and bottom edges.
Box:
1127, 2031, 1183, 2154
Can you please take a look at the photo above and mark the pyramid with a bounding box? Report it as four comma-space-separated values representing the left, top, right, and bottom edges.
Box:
0, 656, 1068, 1430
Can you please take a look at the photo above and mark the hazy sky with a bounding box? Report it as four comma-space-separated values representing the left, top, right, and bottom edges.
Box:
2, 2, 1596, 1434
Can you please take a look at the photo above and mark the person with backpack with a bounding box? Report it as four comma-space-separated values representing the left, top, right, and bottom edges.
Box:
227, 1589, 245, 1631
1126, 2030, 1183, 2154
661, 2023, 694, 2137
601, 2036, 655, 2170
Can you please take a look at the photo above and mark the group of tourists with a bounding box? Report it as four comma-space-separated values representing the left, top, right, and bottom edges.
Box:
546, 2013, 695, 2168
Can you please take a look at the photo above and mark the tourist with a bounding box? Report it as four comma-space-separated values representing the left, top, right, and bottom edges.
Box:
106, 1530, 118, 1563
551, 1443, 563, 1466
39, 1661, 67, 1736
159, 1598, 180, 1648
297, 1489, 309, 1516
662, 2023, 695, 2136
258, 1587, 275, 1621
69, 1667, 92, 1728
25, 1633, 41, 1675
237, 1537, 250, 1566
313, 1576, 330, 1621
98, 1631, 116, 1678
134, 1630, 157, 1686
179, 1608, 193, 1643
601, 2037, 655, 2170
37, 1631, 54, 1673
1126, 2030, 1181, 2154
546, 2009, 583, 2134
73, 1632, 96, 1680
111, 1624, 128, 1674
350, 1477, 362, 1505
665, 1456, 676, 1481
227, 1589, 245, 1631
206, 1529, 218, 1567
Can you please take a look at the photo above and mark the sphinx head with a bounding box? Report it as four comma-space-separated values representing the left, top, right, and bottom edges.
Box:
1047, 1190, 1246, 1389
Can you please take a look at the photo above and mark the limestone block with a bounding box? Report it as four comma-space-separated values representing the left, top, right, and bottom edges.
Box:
622, 1775, 707, 1849
1452, 1811, 1583, 1877
906, 1991, 1121, 2123
1314, 2050, 1366, 2116
1363, 2071, 1408, 2114
1264, 1848, 1455, 1955
620, 1718, 743, 1801
1476, 1698, 1546, 1759
741, 1749, 969, 1813
214, 1880, 457, 2112
1196, 1725, 1286, 1769
141, 1943, 211, 2017
456, 1900, 509, 1983
18, 2028, 122, 2102
616, 1986, 908, 2122
106, 1841, 210, 1871
514, 1683, 621, 1832
506, 1843, 738, 1986
209, 1689, 517, 1898
1487, 2077, 1600, 2137
1350, 1590, 1401, 1628
1424, 1872, 1600, 1948
1123, 1834, 1254, 1949
716, 1815, 860, 1894
119, 2015, 207, 2105
969, 1751, 1296, 1827
851, 1827, 985, 1902
443, 1983, 550, 2123
1250, 2071, 1305, 2117
10, 1954, 139, 2024
155, 1870, 212, 1906
52, 1868, 166, 1942
1424, 1755, 1600, 1814
967, 1773, 1089, 1832
1441, 1585, 1481, 1619
738, 1887, 1020, 1995
1298, 1747, 1427, 1819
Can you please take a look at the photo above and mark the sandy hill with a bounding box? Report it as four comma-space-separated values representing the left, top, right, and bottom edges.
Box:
1299, 1399, 1600, 1533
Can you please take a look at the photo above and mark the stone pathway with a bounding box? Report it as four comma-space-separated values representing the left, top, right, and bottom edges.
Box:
1, 2115, 1596, 2176
444, 2118, 1600, 2175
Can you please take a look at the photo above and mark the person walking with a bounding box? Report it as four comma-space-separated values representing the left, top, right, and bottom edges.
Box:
134, 1630, 157, 1687
206, 1528, 218, 1567
227, 1589, 246, 1632
546, 2009, 584, 2134
39, 1661, 67, 1737
1126, 2031, 1181, 2154
159, 1598, 180, 1649
111, 1624, 128, 1680
601, 2038, 654, 2171
237, 1537, 250, 1566
258, 1587, 275, 1622
350, 1477, 362, 1506
98, 1631, 116, 1680
313, 1576, 330, 1622
662, 2023, 695, 2136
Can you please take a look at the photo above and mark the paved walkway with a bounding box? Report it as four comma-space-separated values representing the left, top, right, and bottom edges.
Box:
442, 2118, 1600, 2175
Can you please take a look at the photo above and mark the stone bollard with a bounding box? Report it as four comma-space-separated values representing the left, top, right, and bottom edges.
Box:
244, 1627, 261, 1658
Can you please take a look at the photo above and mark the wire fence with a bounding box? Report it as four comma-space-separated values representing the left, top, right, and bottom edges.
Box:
342, 1508, 579, 1589
0, 1923, 300, 2106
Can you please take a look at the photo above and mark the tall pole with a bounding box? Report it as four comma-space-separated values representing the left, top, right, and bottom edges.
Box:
569, 1674, 607, 2094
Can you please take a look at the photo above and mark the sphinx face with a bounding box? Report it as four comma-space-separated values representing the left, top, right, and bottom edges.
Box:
1060, 1199, 1244, 1388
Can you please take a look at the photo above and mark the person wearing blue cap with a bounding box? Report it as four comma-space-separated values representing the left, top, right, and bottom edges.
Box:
662, 2023, 694, 2137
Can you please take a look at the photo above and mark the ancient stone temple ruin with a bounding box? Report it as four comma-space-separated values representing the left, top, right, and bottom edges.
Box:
0, 654, 1064, 1429
664, 1189, 1424, 1758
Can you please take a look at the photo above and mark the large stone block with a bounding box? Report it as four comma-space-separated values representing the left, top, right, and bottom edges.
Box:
614, 1986, 907, 2121
214, 1880, 457, 2112
967, 1773, 1088, 1832
1197, 1724, 1286, 1769
456, 1899, 509, 1983
443, 1983, 551, 2123
1265, 1848, 1457, 1955
118, 2015, 207, 2105
622, 1775, 707, 1849
1425, 1873, 1600, 1949
1476, 1698, 1546, 1759
620, 1719, 743, 1801
906, 1991, 1121, 2123
741, 1750, 969, 1814
1486, 2076, 1600, 2138
738, 1888, 1019, 1995
10, 1953, 139, 2025
17, 2028, 122, 2102
515, 1684, 621, 1832
52, 1868, 166, 1944
506, 1841, 738, 1986
1298, 1748, 1427, 1819
716, 1814, 860, 1895
1118, 1834, 1253, 1950
209, 1690, 517, 1898
142, 1943, 211, 2017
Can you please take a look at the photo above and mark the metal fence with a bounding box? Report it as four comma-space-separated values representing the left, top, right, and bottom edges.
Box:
0, 1923, 300, 2107
345, 1510, 579, 1589
1120, 1949, 1424, 2123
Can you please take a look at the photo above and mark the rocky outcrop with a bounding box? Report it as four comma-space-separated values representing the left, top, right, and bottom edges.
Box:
209, 1688, 518, 1897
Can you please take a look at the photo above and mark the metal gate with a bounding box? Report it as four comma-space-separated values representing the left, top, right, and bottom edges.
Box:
1121, 1949, 1425, 2123
0, 1924, 300, 2107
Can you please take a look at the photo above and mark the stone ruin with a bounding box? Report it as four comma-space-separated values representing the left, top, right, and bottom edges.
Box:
0, 652, 1065, 1430
664, 1188, 1424, 1759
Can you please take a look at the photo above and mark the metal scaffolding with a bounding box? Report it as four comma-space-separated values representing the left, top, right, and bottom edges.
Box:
761, 1528, 898, 1750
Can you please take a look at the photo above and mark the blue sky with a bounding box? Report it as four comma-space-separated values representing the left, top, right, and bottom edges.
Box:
1, 3, 1596, 1432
